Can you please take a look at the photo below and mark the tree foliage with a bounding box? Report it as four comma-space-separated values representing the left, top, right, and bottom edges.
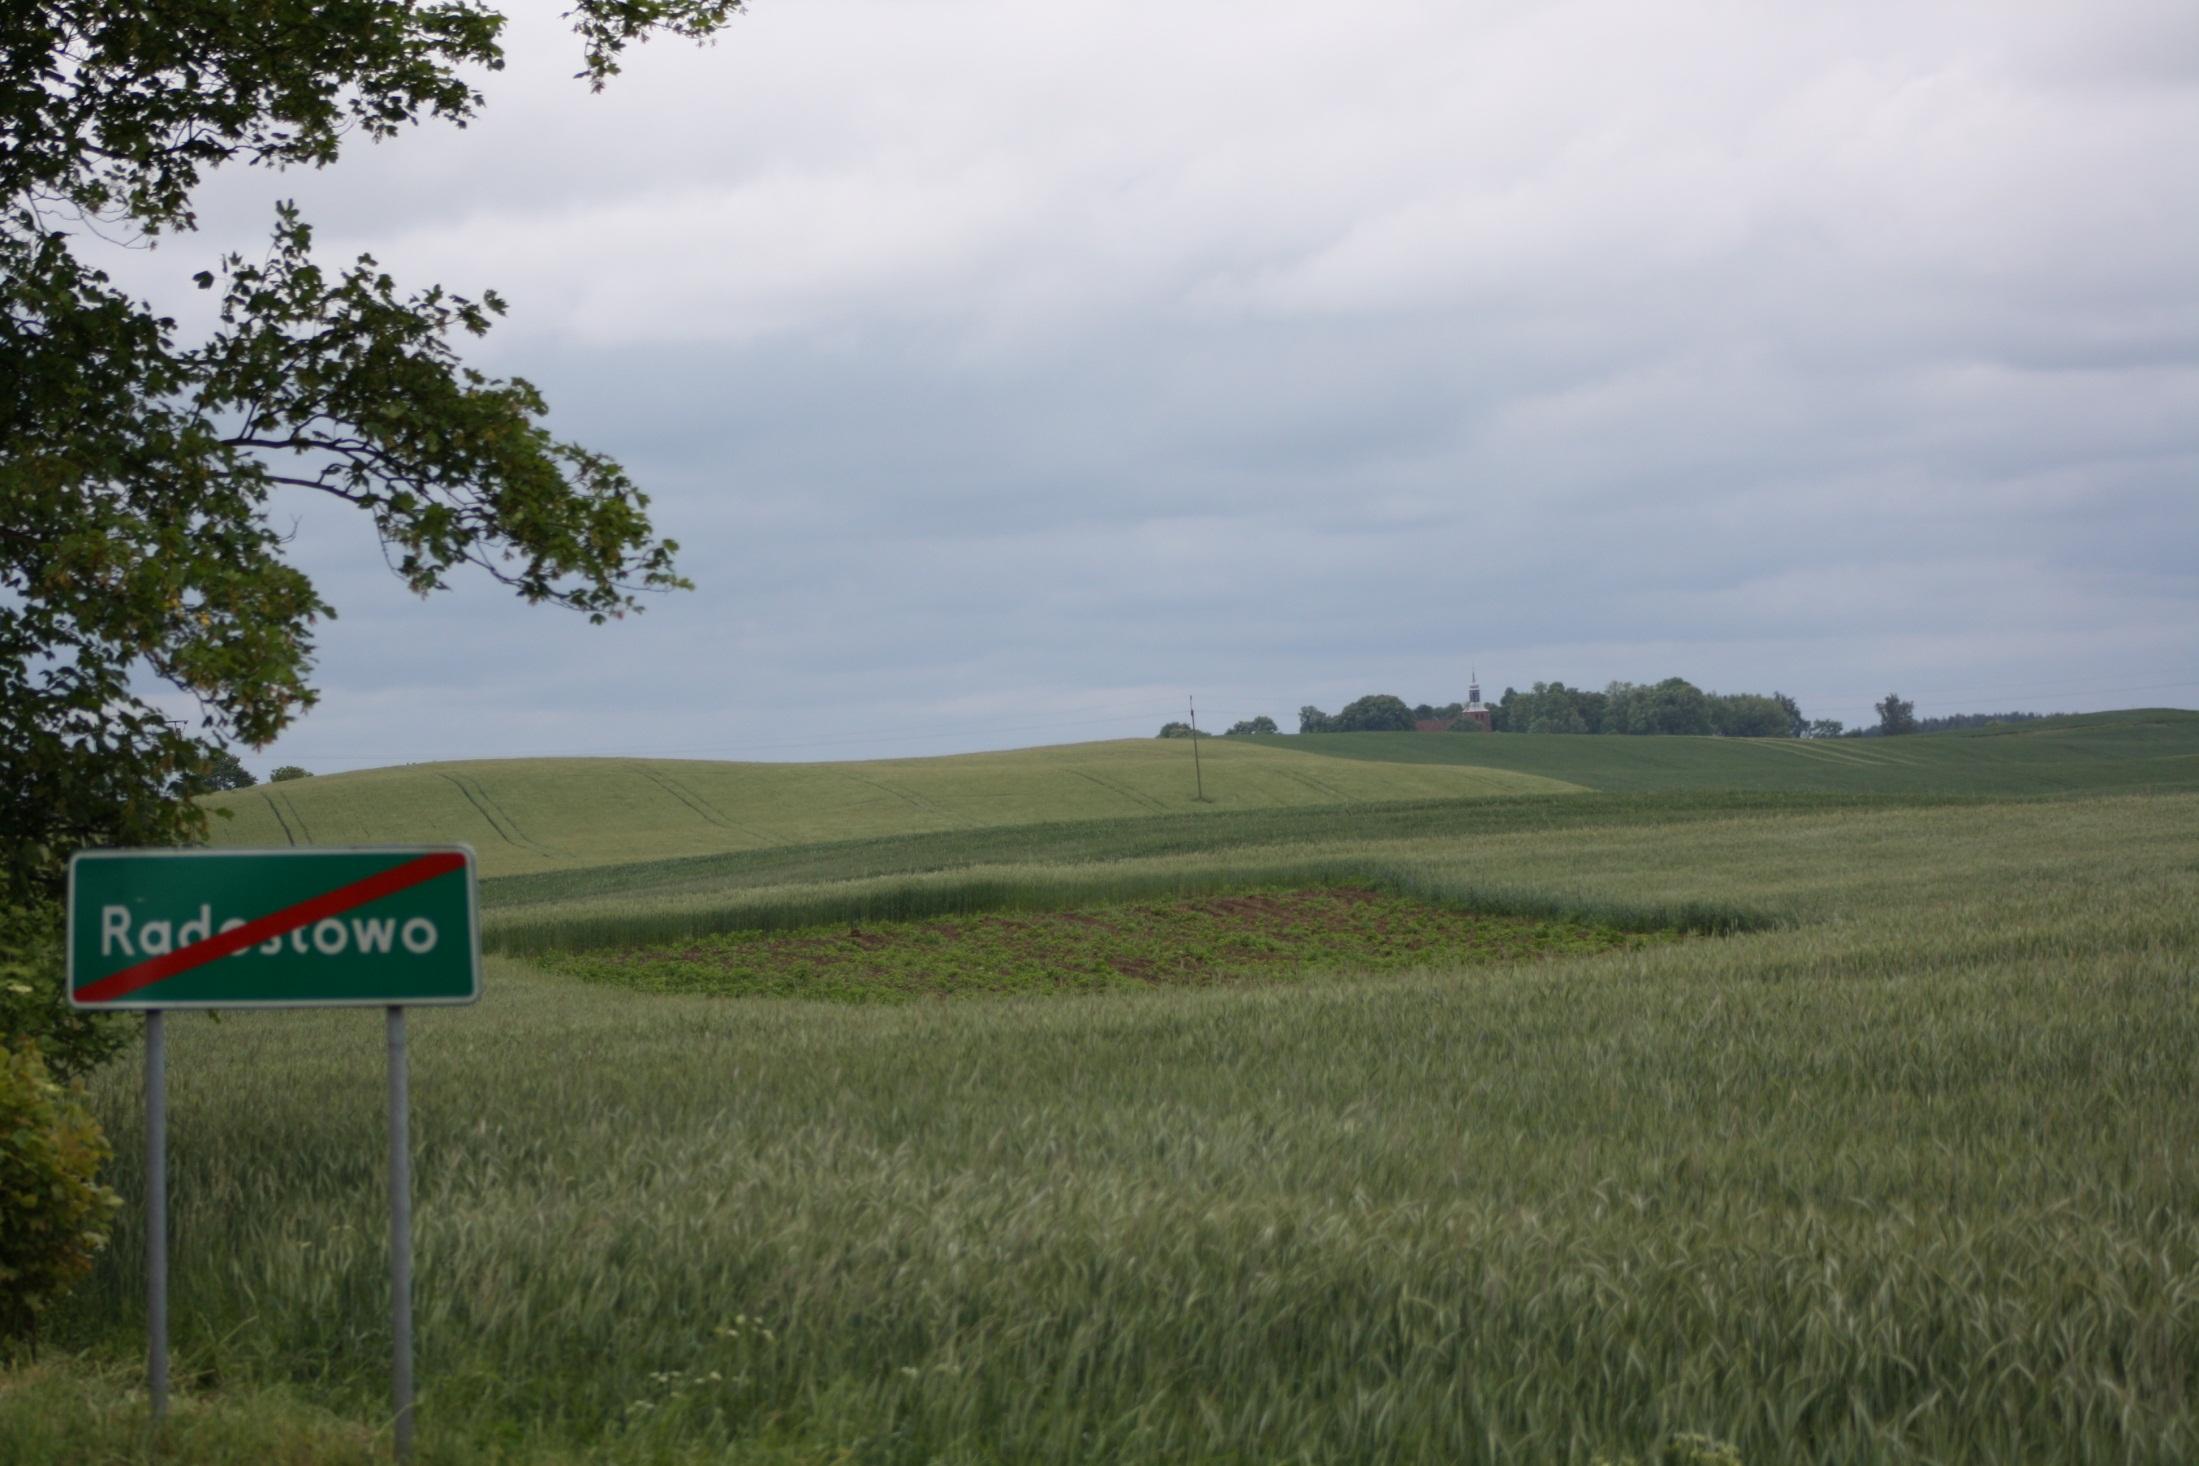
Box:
1876, 693, 1918, 736
1615, 678, 1713, 736
1298, 696, 1416, 734
1332, 695, 1415, 732
1505, 681, 1598, 734
3, 2, 745, 1050
0, 902, 123, 1082
269, 765, 312, 782
1487, 678, 1810, 737
0, 1038, 120, 1351
1708, 693, 1790, 739
1224, 716, 1277, 736
176, 747, 256, 795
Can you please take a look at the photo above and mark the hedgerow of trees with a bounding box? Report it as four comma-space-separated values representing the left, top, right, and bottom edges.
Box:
1292, 683, 2072, 740
1288, 681, 1963, 738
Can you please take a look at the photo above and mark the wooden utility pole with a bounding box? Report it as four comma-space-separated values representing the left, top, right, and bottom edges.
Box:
1188, 694, 1208, 802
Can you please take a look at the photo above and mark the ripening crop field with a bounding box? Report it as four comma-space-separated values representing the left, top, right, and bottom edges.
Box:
12, 717, 2199, 1464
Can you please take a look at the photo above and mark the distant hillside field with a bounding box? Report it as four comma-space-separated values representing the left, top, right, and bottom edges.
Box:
205, 738, 1583, 876
206, 711, 2199, 877
1260, 708, 2199, 796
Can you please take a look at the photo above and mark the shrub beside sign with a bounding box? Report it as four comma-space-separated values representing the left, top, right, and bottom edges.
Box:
67, 847, 481, 1009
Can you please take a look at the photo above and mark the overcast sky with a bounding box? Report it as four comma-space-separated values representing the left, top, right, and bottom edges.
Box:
124, 0, 2199, 768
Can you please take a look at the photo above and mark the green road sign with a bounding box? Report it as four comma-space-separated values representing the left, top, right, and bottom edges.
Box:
68, 847, 481, 1010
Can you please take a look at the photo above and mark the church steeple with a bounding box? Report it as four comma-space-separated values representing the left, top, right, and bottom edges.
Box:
1460, 666, 1493, 732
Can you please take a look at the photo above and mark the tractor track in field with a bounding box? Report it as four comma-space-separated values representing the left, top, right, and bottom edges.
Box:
260, 790, 298, 845
276, 789, 314, 842
438, 773, 555, 857
629, 765, 774, 845
1273, 766, 1348, 800
1068, 769, 1172, 812
836, 770, 968, 826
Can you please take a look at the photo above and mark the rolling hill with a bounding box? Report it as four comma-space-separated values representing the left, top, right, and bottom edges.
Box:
204, 737, 1582, 876
204, 709, 2199, 878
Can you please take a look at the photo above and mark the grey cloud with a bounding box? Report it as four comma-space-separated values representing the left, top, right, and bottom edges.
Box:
78, 0, 2192, 772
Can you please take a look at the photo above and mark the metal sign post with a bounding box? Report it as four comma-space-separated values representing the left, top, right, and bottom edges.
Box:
145, 1009, 168, 1422
387, 1005, 414, 1460
69, 847, 479, 1460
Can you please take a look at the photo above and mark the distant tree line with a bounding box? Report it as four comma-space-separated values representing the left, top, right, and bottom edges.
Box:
1297, 695, 1420, 734
1156, 715, 1279, 737
1168, 686, 2057, 741
1293, 682, 1907, 738
1476, 679, 1809, 738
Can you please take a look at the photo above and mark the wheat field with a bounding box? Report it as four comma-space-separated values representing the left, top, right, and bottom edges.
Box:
15, 753, 2198, 1463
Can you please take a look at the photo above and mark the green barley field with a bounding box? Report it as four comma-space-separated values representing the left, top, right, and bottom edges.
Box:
10, 712, 2199, 1463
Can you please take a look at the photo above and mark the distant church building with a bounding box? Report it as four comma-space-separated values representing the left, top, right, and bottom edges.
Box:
1457, 673, 1494, 732
1414, 672, 1495, 733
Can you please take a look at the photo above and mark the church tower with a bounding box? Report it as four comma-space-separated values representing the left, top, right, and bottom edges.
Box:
1459, 669, 1493, 732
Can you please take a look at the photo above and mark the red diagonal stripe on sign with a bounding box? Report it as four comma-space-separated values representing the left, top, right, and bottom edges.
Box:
75, 851, 467, 1005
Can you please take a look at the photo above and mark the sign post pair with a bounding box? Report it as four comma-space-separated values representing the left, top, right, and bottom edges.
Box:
68, 847, 483, 1460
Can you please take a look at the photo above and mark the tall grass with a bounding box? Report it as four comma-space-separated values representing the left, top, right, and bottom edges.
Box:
22, 790, 2199, 1462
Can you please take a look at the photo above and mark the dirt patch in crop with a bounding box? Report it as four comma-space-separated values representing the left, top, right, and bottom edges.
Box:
540, 886, 1681, 1002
